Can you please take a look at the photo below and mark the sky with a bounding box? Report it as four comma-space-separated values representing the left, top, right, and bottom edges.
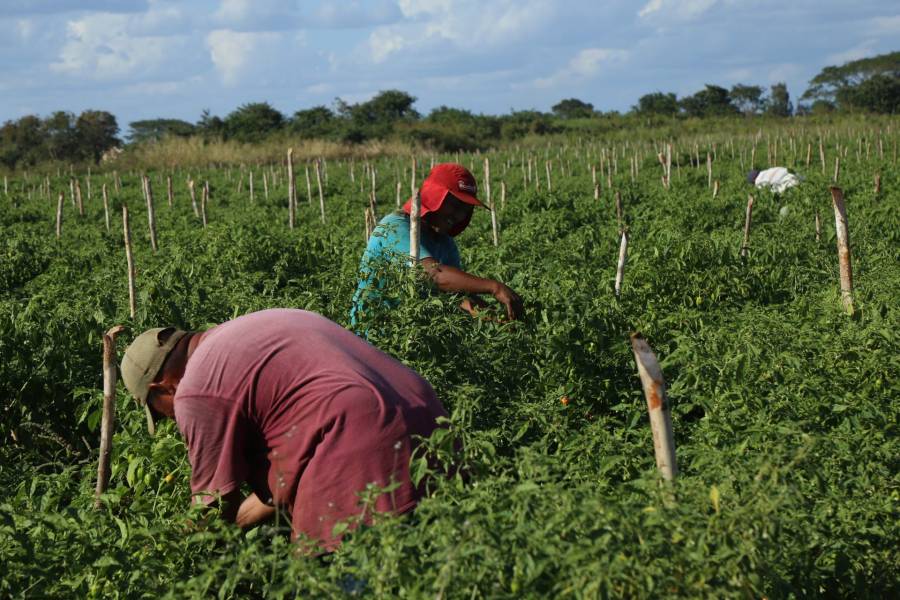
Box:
1, 0, 898, 133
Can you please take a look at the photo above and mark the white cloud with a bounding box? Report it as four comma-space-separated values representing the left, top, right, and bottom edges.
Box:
50, 12, 174, 79
534, 47, 628, 88
205, 29, 280, 85
871, 15, 900, 34
826, 40, 878, 66
16, 18, 35, 39
369, 27, 409, 63
638, 0, 722, 21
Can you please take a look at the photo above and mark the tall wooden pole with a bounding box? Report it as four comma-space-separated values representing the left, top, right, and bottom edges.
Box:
56, 192, 63, 239
741, 194, 755, 259
102, 183, 110, 232
287, 148, 296, 229
123, 205, 137, 319
830, 187, 854, 315
144, 175, 158, 252
409, 192, 421, 263
315, 159, 325, 223
630, 333, 677, 481
95, 324, 125, 508
614, 230, 628, 297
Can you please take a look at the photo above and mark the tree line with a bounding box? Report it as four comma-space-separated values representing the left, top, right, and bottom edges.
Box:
1, 51, 897, 170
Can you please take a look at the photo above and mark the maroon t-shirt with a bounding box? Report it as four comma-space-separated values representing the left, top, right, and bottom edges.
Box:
173, 309, 447, 550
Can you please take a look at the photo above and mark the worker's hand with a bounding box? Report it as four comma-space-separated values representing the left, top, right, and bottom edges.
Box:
491, 282, 524, 321
459, 296, 489, 318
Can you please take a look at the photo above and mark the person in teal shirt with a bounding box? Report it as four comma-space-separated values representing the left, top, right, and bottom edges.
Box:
351, 163, 523, 327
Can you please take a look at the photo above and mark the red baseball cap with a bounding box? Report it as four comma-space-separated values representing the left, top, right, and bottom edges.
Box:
403, 163, 486, 236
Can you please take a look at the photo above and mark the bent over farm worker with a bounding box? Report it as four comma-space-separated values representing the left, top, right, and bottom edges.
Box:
350, 162, 523, 326
120, 308, 448, 551
747, 166, 802, 194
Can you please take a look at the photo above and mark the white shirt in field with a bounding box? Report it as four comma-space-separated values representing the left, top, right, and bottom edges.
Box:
754, 167, 801, 193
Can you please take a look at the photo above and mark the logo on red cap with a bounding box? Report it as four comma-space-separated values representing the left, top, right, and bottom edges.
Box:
458, 180, 476, 194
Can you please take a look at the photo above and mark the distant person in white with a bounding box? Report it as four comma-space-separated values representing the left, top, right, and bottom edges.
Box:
747, 167, 801, 193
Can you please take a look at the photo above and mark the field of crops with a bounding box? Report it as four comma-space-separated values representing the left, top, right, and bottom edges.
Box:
1, 121, 898, 598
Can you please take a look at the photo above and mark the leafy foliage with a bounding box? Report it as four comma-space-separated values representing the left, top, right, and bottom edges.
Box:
1, 121, 898, 598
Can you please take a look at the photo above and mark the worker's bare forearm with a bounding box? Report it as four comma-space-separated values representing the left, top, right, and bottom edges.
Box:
421, 259, 499, 295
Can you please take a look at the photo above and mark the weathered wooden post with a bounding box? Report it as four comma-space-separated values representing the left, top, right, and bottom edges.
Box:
740, 194, 754, 259
123, 205, 137, 319
830, 187, 854, 315
305, 163, 313, 205
287, 148, 296, 229
815, 210, 821, 243
102, 184, 110, 232
410, 157, 417, 198
630, 333, 677, 481
833, 156, 840, 183
75, 179, 84, 216
166, 175, 173, 207
712, 179, 720, 199
409, 191, 421, 263
188, 180, 199, 218
500, 180, 506, 209
614, 229, 628, 297
201, 181, 208, 228
315, 159, 325, 223
56, 192, 63, 239
144, 175, 158, 251
95, 324, 125, 508
706, 152, 712, 188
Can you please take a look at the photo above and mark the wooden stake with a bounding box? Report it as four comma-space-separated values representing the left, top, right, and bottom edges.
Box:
75, 179, 84, 216
315, 159, 325, 223
263, 171, 269, 202
95, 324, 125, 508
409, 192, 421, 263
287, 148, 295, 230
833, 156, 840, 183
815, 210, 821, 243
188, 180, 199, 218
614, 230, 628, 297
166, 175, 173, 207
305, 163, 313, 205
712, 179, 720, 199
614, 191, 623, 230
630, 333, 677, 481
144, 175, 158, 252
123, 205, 137, 319
545, 160, 552, 192
741, 194, 755, 259
410, 157, 417, 198
830, 187, 854, 315
201, 182, 208, 228
500, 180, 506, 209
102, 184, 110, 232
56, 192, 63, 239
706, 152, 712, 188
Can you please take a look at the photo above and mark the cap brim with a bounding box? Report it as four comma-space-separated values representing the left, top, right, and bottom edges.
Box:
447, 189, 487, 209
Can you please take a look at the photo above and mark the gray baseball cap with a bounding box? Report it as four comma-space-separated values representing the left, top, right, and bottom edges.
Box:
121, 326, 187, 435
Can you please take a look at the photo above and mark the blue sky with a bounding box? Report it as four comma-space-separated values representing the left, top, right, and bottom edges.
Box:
1, 1, 898, 131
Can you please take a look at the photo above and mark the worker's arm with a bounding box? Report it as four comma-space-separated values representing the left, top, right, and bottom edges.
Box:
420, 257, 523, 320
217, 490, 276, 529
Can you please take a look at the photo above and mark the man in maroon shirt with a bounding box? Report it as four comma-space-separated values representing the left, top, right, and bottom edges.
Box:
120, 308, 448, 551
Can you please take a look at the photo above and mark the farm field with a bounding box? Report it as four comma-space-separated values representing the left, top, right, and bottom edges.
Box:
1, 122, 898, 598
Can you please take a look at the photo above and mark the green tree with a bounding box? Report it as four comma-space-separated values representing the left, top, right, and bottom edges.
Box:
127, 119, 196, 143
41, 111, 80, 162
679, 85, 738, 117
764, 82, 792, 117
288, 106, 335, 138
75, 110, 120, 162
730, 84, 764, 115
196, 109, 225, 140
632, 92, 679, 116
551, 98, 595, 119
802, 51, 900, 113
223, 102, 285, 143
0, 115, 44, 168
